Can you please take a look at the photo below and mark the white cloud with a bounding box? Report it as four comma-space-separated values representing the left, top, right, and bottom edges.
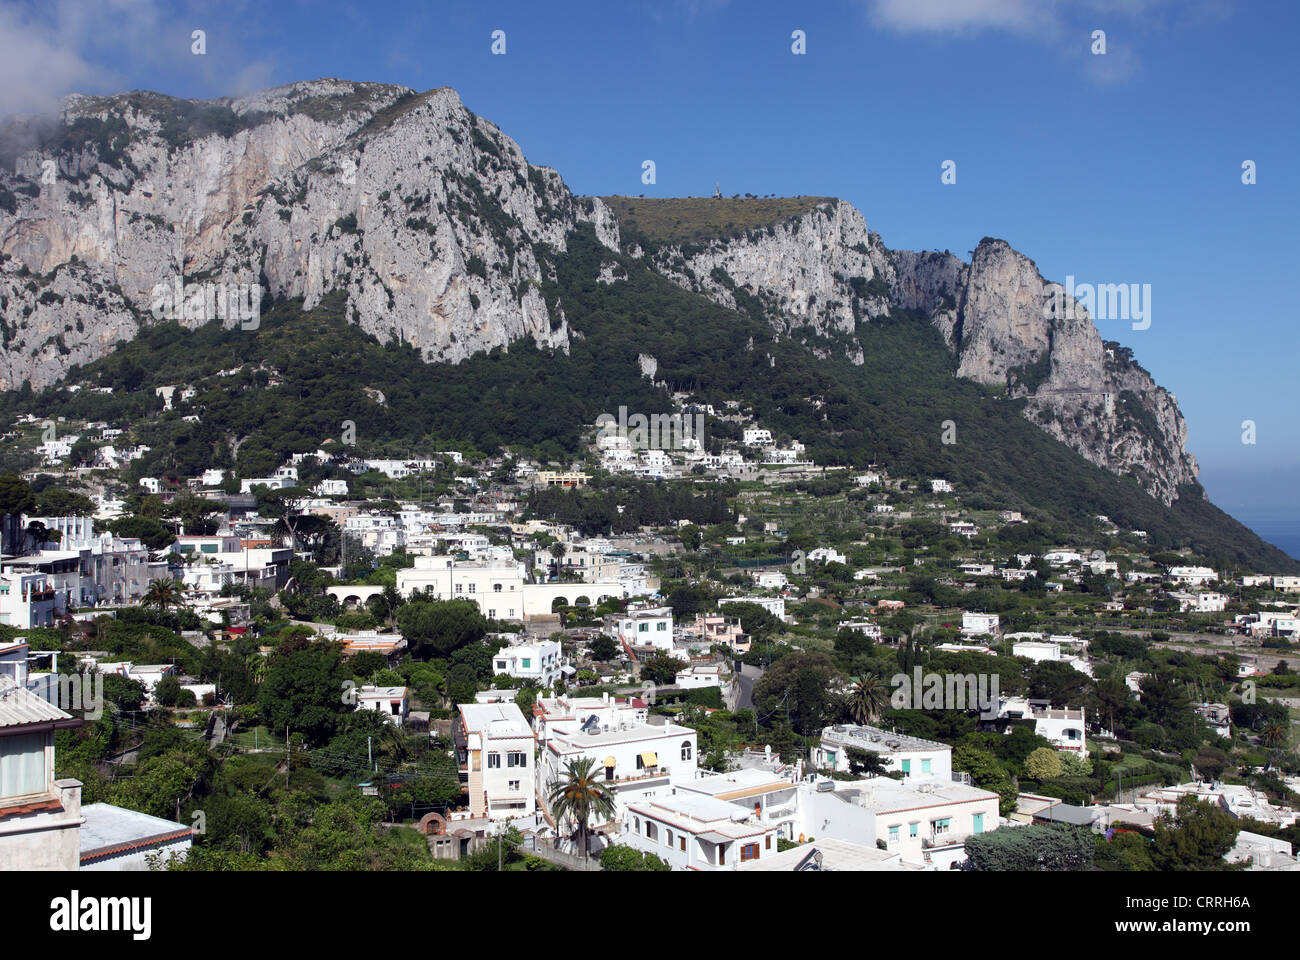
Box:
859, 0, 1198, 84
866, 0, 1061, 36
0, 0, 277, 119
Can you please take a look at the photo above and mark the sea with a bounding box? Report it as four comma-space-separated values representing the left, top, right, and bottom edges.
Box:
1237, 515, 1300, 563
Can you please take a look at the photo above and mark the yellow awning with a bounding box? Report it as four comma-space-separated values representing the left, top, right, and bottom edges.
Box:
640, 751, 658, 767
603, 756, 617, 767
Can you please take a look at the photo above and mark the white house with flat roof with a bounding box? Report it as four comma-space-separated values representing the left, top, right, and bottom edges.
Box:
802, 776, 1000, 869
996, 698, 1088, 757
719, 596, 786, 620
733, 835, 914, 871
1011, 639, 1093, 677
492, 639, 563, 688
675, 767, 802, 841
1167, 565, 1218, 586
813, 724, 953, 781
532, 692, 648, 747
961, 612, 1000, 637
455, 702, 536, 821
356, 685, 409, 725
620, 793, 780, 870
541, 719, 697, 828
605, 604, 674, 654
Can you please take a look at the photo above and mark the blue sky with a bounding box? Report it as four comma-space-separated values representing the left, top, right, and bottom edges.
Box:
2, 0, 1296, 534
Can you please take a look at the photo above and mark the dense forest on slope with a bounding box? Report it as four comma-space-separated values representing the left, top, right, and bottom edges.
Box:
5, 225, 1294, 572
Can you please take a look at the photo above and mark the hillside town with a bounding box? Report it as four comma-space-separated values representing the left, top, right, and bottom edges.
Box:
2, 406, 1298, 873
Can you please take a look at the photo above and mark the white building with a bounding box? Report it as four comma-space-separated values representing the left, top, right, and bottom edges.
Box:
813, 725, 953, 781
675, 664, 722, 689
807, 547, 847, 566
719, 596, 786, 621
796, 776, 1000, 869
356, 686, 409, 725
752, 570, 789, 590
0, 676, 83, 870
930, 479, 953, 494
492, 639, 564, 688
961, 612, 1000, 637
742, 428, 773, 447
1011, 639, 1093, 677
996, 698, 1087, 757
606, 605, 674, 654
619, 793, 779, 870
0, 572, 57, 628
532, 692, 647, 748
1170, 591, 1228, 613
1167, 566, 1218, 586
455, 702, 536, 821
541, 717, 697, 831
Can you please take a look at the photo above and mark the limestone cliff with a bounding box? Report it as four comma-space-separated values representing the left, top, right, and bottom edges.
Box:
0, 79, 618, 389
615, 199, 1197, 506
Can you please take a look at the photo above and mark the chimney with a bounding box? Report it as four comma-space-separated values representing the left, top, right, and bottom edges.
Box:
764, 744, 771, 761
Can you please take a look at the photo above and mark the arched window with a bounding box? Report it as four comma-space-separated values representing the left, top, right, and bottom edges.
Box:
681, 740, 693, 761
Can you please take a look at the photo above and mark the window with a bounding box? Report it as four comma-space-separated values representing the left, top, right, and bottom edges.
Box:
646, 822, 658, 842
900, 759, 911, 775
972, 813, 985, 834
680, 836, 686, 852
468, 583, 475, 593
508, 780, 520, 792
932, 818, 951, 836
921, 758, 932, 774
638, 623, 648, 633
667, 830, 674, 847
909, 822, 919, 838
0, 732, 47, 799
487, 753, 501, 769
681, 740, 693, 761
656, 622, 666, 631
495, 661, 507, 670
494, 583, 502, 592
507, 751, 527, 768
634, 817, 640, 834
740, 843, 759, 862
521, 659, 531, 669
765, 835, 772, 850
888, 825, 900, 844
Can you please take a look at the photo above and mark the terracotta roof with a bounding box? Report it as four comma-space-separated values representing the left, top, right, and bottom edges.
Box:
81, 828, 193, 864
0, 797, 64, 820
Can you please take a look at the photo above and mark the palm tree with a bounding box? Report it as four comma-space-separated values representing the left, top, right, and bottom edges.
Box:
546, 756, 616, 860
142, 577, 184, 613
246, 653, 269, 685
845, 674, 889, 726
1260, 721, 1288, 749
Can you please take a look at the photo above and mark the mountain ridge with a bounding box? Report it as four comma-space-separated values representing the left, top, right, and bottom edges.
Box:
0, 79, 1280, 567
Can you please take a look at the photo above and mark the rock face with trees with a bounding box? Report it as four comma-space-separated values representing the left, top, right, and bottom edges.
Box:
2, 79, 1195, 505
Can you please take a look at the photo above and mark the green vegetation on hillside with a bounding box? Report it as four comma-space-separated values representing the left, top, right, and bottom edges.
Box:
598, 195, 834, 247
6, 223, 1293, 572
